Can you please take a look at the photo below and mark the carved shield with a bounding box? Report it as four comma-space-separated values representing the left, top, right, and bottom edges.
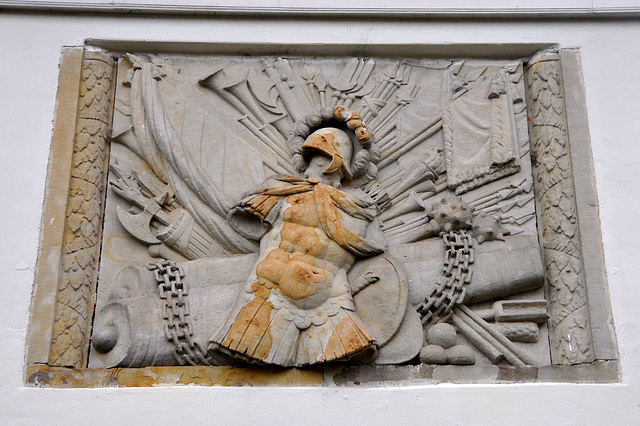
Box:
348, 254, 409, 346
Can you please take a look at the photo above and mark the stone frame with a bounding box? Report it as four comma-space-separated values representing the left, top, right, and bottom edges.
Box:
24, 44, 618, 387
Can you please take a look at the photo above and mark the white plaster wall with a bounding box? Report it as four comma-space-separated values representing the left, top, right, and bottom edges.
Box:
1, 7, 640, 425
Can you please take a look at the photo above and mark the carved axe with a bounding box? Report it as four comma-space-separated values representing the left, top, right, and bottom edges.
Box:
116, 193, 171, 244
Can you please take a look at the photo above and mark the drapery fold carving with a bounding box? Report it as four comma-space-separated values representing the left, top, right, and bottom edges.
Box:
126, 61, 258, 254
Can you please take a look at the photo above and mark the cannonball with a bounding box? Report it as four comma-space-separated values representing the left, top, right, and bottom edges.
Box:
92, 325, 118, 353
445, 345, 476, 365
426, 323, 457, 349
419, 345, 447, 364
148, 243, 162, 258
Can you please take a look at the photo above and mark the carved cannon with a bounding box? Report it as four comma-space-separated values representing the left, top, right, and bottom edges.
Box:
90, 254, 424, 368
90, 233, 543, 368
389, 233, 544, 307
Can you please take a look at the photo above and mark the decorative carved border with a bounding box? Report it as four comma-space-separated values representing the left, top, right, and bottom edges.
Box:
48, 50, 116, 368
525, 51, 594, 365
25, 45, 618, 385
26, 48, 116, 369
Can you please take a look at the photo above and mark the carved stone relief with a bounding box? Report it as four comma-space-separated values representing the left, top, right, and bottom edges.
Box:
26, 46, 618, 386
87, 52, 550, 369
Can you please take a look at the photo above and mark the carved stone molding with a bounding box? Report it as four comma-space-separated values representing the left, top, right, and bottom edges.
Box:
47, 50, 116, 368
525, 51, 595, 365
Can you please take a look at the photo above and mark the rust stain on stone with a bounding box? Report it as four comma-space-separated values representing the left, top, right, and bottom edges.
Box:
25, 364, 323, 387
325, 315, 375, 361
243, 194, 281, 220
223, 296, 274, 360
219, 177, 380, 363
302, 132, 343, 173
212, 366, 323, 386
116, 368, 161, 387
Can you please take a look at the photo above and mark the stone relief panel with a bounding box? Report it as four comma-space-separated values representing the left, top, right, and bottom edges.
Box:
26, 46, 618, 386
89, 53, 554, 370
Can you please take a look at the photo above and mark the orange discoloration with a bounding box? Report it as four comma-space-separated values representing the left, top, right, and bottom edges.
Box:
251, 280, 273, 296
278, 260, 327, 300
243, 194, 281, 220
252, 193, 334, 301
280, 224, 325, 256
25, 365, 324, 387
216, 176, 383, 365
324, 315, 374, 361
283, 193, 318, 227
224, 296, 274, 360
301, 132, 343, 174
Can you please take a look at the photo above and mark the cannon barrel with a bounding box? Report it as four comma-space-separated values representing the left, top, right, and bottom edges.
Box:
89, 256, 255, 368
389, 233, 544, 307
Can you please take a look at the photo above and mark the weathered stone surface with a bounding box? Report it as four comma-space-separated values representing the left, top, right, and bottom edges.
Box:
526, 50, 595, 365
26, 46, 618, 386
327, 361, 619, 385
426, 323, 457, 349
25, 360, 619, 387
47, 49, 116, 369
26, 47, 85, 366
375, 301, 424, 364
328, 364, 436, 387
419, 345, 447, 364
559, 49, 617, 361
445, 345, 476, 365
25, 365, 323, 388
84, 52, 600, 370
537, 361, 620, 383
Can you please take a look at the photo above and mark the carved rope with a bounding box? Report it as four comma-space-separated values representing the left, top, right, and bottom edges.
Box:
525, 51, 595, 365
49, 50, 116, 368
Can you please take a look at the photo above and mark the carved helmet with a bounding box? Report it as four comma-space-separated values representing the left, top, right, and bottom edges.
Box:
301, 127, 353, 175
289, 106, 379, 183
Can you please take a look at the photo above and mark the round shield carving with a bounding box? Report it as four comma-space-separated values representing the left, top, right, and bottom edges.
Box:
348, 254, 409, 346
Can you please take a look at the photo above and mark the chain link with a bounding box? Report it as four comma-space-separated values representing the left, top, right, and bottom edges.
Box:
416, 230, 474, 325
148, 259, 213, 366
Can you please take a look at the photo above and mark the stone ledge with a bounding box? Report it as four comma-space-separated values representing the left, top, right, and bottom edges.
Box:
25, 364, 324, 388
25, 361, 619, 388
326, 361, 620, 386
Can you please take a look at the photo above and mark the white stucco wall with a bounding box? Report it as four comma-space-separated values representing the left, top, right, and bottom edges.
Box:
1, 5, 639, 425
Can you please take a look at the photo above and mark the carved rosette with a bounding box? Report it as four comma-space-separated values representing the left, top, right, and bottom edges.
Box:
49, 50, 116, 368
525, 51, 595, 365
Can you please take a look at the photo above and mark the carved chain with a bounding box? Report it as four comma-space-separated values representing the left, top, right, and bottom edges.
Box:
416, 230, 474, 325
149, 260, 213, 366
